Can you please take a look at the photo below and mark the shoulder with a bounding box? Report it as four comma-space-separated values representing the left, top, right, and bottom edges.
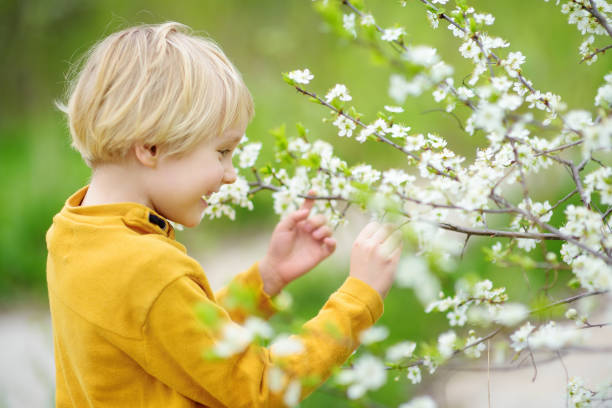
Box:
49, 227, 213, 339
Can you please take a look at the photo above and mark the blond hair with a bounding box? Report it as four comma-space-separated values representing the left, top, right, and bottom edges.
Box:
59, 22, 254, 167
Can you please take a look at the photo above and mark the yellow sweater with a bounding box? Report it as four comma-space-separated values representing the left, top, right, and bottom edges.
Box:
46, 186, 384, 408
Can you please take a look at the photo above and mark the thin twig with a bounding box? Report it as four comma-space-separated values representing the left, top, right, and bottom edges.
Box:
528, 348, 538, 382
530, 290, 609, 314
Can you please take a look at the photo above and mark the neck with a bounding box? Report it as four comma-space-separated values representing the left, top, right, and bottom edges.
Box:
81, 162, 152, 208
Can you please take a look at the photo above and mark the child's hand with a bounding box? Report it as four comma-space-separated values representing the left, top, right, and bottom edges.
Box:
259, 192, 336, 296
349, 222, 403, 298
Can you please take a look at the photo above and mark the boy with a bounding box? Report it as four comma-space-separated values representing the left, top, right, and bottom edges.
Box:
47, 22, 402, 407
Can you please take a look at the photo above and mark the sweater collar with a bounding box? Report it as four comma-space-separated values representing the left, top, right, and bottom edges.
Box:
62, 185, 176, 239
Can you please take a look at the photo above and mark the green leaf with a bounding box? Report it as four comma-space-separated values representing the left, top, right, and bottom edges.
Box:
282, 72, 295, 86
295, 122, 309, 139
195, 302, 221, 329
225, 281, 258, 314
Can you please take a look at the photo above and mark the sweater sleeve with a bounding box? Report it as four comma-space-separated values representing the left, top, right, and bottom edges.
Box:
214, 261, 277, 323
143, 275, 383, 408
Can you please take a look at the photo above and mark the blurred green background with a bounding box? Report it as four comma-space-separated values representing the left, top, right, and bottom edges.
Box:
0, 0, 609, 405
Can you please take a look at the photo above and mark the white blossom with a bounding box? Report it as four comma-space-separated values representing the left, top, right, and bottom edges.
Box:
396, 255, 440, 305
359, 326, 389, 345
446, 304, 468, 327
406, 366, 422, 385
213, 323, 253, 357
283, 379, 301, 407
493, 303, 529, 326
399, 395, 437, 408
595, 72, 612, 107
571, 255, 612, 292
325, 83, 352, 103
237, 142, 261, 168
464, 334, 486, 359
474, 13, 495, 25
384, 105, 404, 113
567, 377, 596, 408
351, 164, 381, 184
361, 14, 375, 27
404, 45, 440, 67
386, 123, 411, 139
381, 27, 405, 42
343, 13, 357, 38
287, 68, 313, 84
437, 330, 457, 359
337, 354, 387, 399
503, 51, 526, 77
386, 341, 416, 363
204, 175, 253, 220
456, 86, 475, 100
267, 366, 285, 392
271, 336, 305, 356
498, 93, 522, 111
405, 134, 427, 151
244, 317, 273, 339
509, 322, 535, 352
584, 167, 612, 205
427, 11, 440, 29
333, 114, 356, 137
422, 355, 438, 374
528, 321, 585, 350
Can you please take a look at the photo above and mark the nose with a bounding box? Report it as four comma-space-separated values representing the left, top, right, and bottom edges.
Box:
223, 163, 237, 185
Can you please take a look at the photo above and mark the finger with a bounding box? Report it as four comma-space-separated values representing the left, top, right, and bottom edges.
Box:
282, 208, 310, 230
380, 233, 402, 258
302, 214, 327, 233
298, 189, 317, 213
312, 225, 332, 240
383, 230, 403, 250
370, 223, 394, 244
357, 221, 381, 241
323, 237, 336, 253
388, 245, 402, 262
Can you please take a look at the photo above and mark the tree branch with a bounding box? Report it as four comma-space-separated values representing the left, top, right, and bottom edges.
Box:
580, 43, 612, 63
587, 0, 612, 38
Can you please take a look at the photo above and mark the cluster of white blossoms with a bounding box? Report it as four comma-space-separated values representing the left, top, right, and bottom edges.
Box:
208, 0, 612, 403
509, 321, 586, 352
202, 175, 253, 220
566, 376, 610, 408
395, 255, 441, 306
336, 354, 387, 399
208, 315, 308, 407
388, 46, 454, 103
426, 279, 509, 327
595, 72, 612, 108
543, 0, 612, 64
584, 166, 612, 204
237, 142, 262, 169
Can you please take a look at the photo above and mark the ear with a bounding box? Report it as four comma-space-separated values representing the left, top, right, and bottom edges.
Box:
134, 143, 159, 168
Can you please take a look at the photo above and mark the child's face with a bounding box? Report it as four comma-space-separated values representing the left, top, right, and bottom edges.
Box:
147, 123, 246, 228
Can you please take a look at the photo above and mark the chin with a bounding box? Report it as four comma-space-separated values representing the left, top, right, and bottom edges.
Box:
181, 219, 200, 228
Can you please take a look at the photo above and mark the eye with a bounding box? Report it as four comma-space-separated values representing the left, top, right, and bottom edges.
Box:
218, 149, 231, 157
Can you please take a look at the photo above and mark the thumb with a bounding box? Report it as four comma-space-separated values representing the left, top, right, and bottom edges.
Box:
279, 190, 316, 231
